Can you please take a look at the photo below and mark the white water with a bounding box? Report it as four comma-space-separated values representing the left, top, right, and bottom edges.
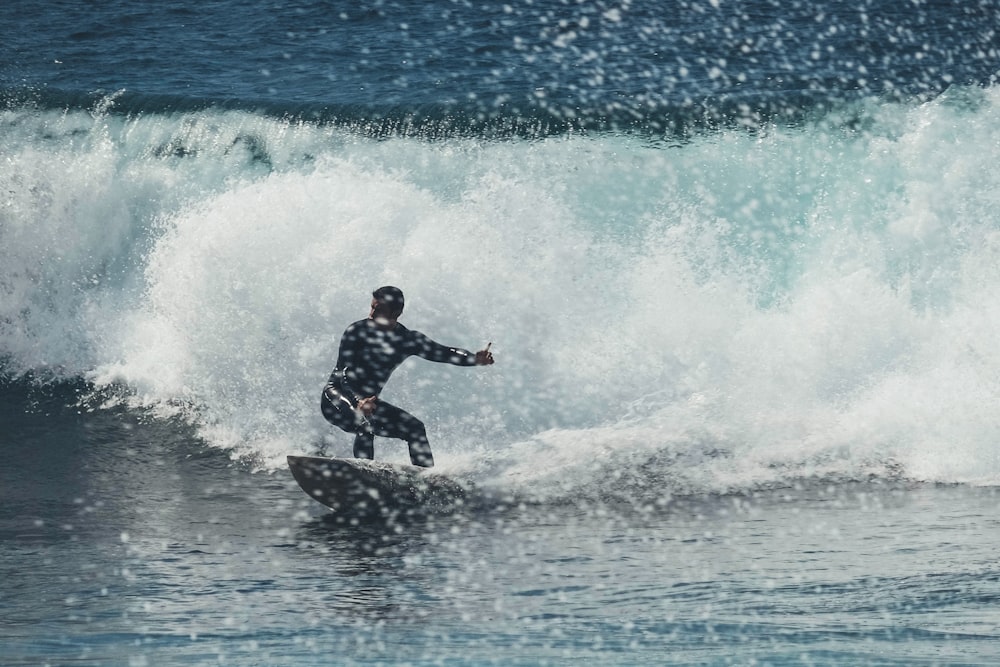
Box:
3, 88, 1000, 496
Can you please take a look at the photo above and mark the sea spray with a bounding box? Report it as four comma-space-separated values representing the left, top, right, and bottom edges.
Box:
3, 89, 1000, 493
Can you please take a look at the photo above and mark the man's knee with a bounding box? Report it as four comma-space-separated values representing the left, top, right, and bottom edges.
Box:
321, 391, 362, 433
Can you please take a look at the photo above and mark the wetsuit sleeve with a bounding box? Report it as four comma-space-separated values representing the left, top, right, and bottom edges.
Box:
409, 330, 478, 366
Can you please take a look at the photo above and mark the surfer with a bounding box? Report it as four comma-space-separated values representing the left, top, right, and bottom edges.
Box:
321, 286, 494, 467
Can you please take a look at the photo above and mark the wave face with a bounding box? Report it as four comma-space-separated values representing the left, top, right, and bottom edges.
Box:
3, 86, 1000, 496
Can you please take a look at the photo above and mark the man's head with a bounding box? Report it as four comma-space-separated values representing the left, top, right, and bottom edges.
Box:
371, 285, 405, 320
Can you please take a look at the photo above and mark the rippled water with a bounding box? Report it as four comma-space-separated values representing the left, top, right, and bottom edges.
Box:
3, 387, 1000, 665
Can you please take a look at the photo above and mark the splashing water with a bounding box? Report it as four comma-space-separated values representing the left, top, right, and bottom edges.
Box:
3, 88, 1000, 498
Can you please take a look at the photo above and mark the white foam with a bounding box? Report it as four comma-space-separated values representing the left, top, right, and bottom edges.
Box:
4, 88, 1000, 492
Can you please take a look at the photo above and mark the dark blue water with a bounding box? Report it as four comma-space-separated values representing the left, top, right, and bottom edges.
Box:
5, 0, 998, 132
4, 1, 1000, 664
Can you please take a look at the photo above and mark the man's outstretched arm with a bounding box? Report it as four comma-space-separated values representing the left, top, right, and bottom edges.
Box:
414, 333, 494, 366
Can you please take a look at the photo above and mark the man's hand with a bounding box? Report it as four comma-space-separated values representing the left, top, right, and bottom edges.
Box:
475, 342, 494, 366
357, 396, 378, 416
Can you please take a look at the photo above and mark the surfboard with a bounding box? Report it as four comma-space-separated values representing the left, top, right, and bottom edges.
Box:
286, 455, 467, 516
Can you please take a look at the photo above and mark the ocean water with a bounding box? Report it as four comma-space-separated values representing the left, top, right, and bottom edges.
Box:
3, 0, 1000, 664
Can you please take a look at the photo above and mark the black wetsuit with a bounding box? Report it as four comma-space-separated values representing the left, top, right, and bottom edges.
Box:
321, 318, 477, 467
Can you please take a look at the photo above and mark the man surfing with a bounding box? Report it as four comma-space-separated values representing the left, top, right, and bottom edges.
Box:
320, 286, 494, 467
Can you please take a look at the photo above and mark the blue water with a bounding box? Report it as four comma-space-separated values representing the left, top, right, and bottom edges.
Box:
4, 0, 1000, 664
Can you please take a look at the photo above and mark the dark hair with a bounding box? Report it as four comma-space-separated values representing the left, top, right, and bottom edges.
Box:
372, 285, 404, 317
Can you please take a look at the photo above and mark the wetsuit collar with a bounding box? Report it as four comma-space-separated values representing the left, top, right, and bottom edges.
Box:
369, 315, 399, 330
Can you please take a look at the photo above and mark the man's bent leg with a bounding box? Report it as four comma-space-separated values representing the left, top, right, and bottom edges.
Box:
322, 388, 374, 459
320, 388, 355, 430
369, 401, 434, 468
